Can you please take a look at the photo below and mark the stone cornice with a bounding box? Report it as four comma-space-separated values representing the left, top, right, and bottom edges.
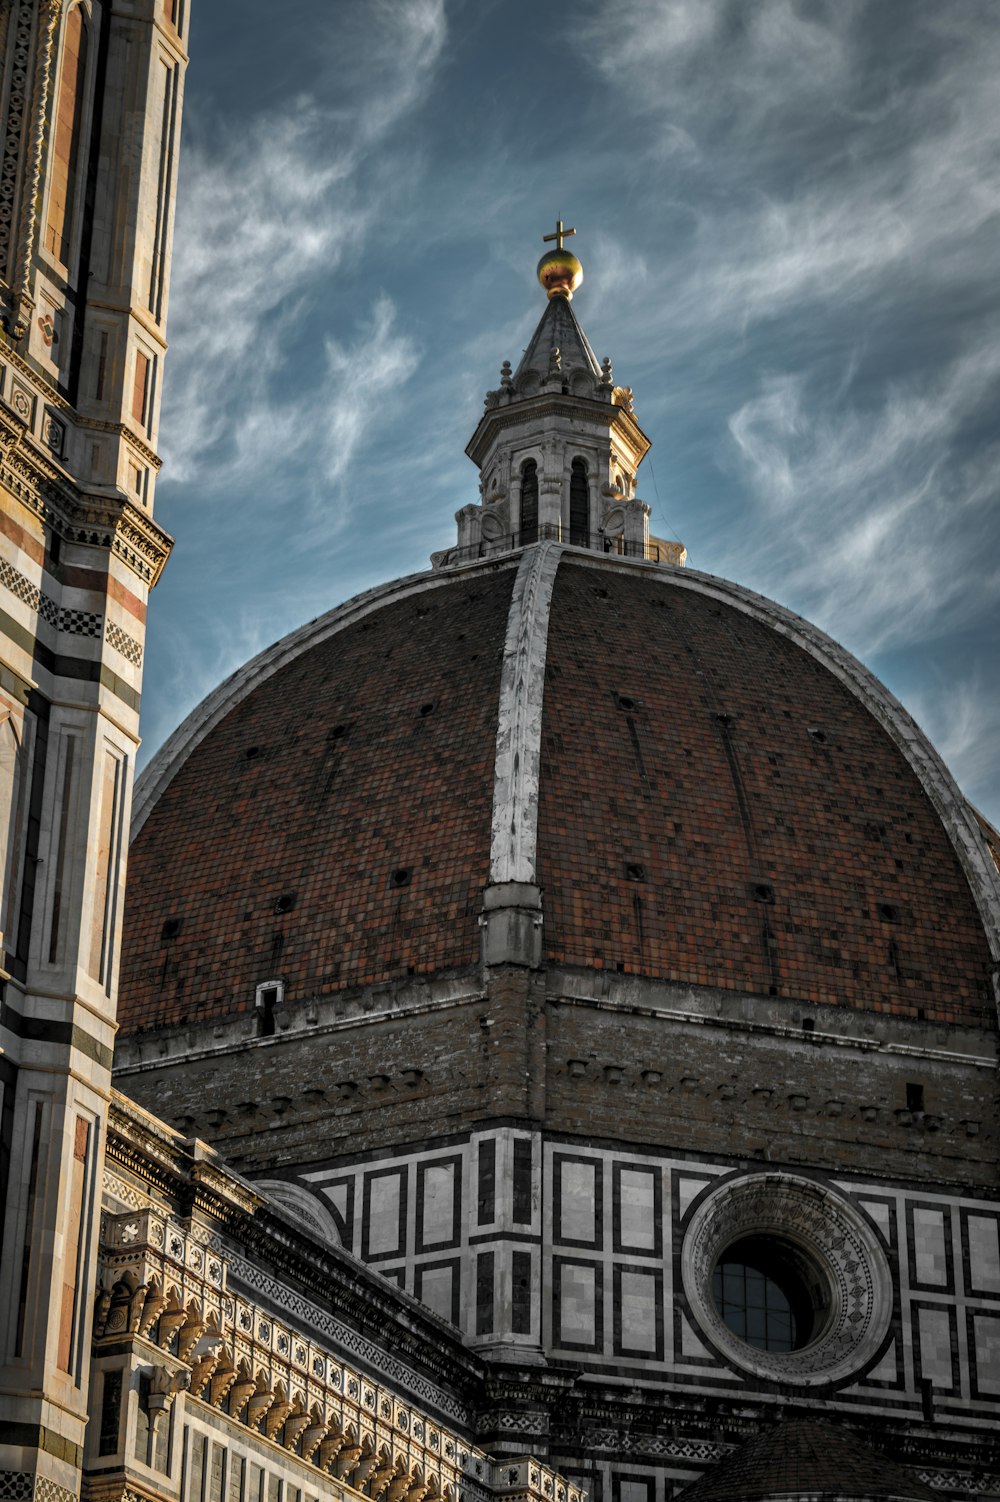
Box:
75, 415, 164, 470
106, 1093, 486, 1404
465, 393, 650, 469
0, 435, 173, 583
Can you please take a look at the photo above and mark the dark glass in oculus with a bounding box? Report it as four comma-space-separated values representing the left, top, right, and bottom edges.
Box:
711, 1235, 820, 1352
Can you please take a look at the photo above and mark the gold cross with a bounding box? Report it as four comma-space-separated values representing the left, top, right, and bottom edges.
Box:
543, 218, 576, 250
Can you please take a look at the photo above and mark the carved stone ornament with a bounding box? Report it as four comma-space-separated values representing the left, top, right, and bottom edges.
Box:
680, 1170, 893, 1387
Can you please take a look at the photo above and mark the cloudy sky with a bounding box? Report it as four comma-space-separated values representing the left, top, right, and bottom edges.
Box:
145, 0, 1000, 827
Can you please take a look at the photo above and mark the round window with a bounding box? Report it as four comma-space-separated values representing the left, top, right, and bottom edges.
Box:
711, 1234, 827, 1353
681, 1172, 892, 1386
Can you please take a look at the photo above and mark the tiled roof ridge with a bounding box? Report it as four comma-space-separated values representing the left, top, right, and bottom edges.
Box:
676, 1418, 938, 1502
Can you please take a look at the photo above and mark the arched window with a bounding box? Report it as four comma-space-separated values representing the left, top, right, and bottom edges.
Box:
520, 460, 538, 545
570, 457, 589, 546
45, 6, 89, 266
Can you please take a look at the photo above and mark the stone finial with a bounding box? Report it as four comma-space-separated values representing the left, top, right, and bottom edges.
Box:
501, 360, 513, 388
547, 345, 562, 375
600, 356, 613, 387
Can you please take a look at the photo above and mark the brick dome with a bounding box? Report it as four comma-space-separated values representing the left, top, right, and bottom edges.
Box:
118, 545, 997, 1036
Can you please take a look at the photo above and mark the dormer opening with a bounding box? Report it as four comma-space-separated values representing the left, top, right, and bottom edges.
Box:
570, 458, 589, 546
520, 459, 538, 545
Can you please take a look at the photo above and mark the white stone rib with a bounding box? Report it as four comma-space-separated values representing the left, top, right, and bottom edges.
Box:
489, 541, 563, 886
130, 555, 519, 841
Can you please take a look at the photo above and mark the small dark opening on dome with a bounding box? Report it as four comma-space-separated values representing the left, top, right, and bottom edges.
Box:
274, 892, 297, 915
390, 868, 411, 888
753, 883, 775, 904
616, 694, 637, 711
625, 862, 646, 882
244, 744, 263, 761
807, 727, 828, 744
417, 700, 437, 718
328, 723, 349, 741
160, 917, 182, 941
714, 712, 733, 726
257, 987, 279, 1038
594, 587, 609, 599
616, 961, 626, 973
878, 902, 900, 923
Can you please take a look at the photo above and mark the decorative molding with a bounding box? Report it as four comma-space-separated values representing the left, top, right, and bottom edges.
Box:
919, 1470, 1000, 1495
0, 434, 172, 583
11, 0, 60, 331
106, 619, 143, 666
224, 1246, 472, 1426
0, 0, 35, 286
97, 1211, 491, 1502
0, 1476, 76, 1502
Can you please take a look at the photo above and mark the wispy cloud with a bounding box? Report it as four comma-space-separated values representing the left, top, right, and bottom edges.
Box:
159, 0, 447, 503
579, 0, 1000, 340
907, 670, 1000, 816
720, 334, 1000, 655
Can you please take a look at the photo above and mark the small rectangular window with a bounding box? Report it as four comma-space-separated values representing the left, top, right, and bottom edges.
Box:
475, 1250, 494, 1335
512, 1138, 532, 1224
132, 351, 150, 425
95, 330, 108, 399
512, 1250, 533, 1334
98, 1367, 123, 1454
477, 1138, 495, 1225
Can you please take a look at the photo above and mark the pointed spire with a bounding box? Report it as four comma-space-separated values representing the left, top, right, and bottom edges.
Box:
514, 295, 603, 383
432, 227, 686, 573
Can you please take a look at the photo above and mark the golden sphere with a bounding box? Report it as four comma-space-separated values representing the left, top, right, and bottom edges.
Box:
537, 247, 583, 299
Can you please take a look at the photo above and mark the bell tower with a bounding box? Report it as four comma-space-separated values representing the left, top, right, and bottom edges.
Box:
0, 3, 189, 1500
433, 222, 685, 569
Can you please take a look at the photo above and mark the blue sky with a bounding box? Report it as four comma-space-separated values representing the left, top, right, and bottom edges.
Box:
145, 0, 1000, 828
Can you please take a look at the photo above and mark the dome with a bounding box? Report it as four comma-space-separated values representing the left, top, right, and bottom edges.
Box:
118, 543, 996, 1036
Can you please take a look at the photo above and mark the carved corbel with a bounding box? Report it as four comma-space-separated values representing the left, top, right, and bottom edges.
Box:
176, 1303, 206, 1362
405, 1476, 432, 1502
350, 1443, 379, 1489
93, 1286, 113, 1337
188, 1332, 225, 1398
334, 1442, 364, 1480
0, 410, 26, 458
386, 1462, 414, 1502
264, 1391, 294, 1440
138, 1282, 169, 1339
156, 1300, 188, 1349
246, 1380, 275, 1431
101, 1276, 147, 1339
301, 1416, 331, 1462
369, 1455, 397, 1500
283, 1405, 312, 1450
318, 1426, 348, 1471
209, 1358, 239, 1409
227, 1364, 257, 1419
147, 1364, 190, 1432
